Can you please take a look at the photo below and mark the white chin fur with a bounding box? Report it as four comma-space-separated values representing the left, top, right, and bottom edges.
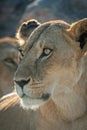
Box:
20, 96, 45, 110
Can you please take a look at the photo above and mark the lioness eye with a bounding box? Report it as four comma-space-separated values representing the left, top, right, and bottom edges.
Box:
44, 48, 51, 55
40, 48, 53, 59
18, 48, 24, 61
4, 58, 17, 66
19, 48, 24, 57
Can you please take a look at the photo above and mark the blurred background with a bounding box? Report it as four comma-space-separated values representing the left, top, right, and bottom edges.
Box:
0, 0, 87, 38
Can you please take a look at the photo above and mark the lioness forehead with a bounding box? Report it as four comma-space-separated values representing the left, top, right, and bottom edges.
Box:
39, 20, 70, 28
24, 20, 70, 50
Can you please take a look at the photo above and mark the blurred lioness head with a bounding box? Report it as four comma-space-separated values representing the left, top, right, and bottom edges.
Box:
0, 37, 19, 97
14, 18, 87, 121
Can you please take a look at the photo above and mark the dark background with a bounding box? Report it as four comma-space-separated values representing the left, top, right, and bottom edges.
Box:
0, 0, 87, 38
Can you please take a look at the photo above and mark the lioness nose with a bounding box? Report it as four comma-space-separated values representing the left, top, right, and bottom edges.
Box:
14, 78, 30, 89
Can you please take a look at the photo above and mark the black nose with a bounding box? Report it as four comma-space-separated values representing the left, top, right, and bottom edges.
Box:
15, 78, 30, 89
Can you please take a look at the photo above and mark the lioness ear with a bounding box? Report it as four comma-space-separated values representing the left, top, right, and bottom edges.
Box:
16, 19, 40, 45
67, 18, 87, 51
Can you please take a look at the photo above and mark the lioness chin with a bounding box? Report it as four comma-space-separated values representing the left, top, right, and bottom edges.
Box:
0, 18, 87, 130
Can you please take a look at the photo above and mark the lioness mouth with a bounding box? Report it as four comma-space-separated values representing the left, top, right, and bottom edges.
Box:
22, 93, 50, 101
41, 93, 50, 100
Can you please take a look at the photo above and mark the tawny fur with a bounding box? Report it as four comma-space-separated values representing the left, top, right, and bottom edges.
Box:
0, 19, 87, 130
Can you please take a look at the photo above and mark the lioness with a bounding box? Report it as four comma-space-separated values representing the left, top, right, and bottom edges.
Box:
1, 18, 87, 130
0, 37, 19, 97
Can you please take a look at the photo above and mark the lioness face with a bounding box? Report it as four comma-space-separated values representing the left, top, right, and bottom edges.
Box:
14, 20, 87, 110
0, 39, 19, 97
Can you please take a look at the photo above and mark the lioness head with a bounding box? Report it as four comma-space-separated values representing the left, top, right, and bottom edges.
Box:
14, 19, 87, 120
0, 37, 19, 97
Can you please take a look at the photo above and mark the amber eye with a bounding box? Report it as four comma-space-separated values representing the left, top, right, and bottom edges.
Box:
44, 48, 52, 55
40, 48, 53, 59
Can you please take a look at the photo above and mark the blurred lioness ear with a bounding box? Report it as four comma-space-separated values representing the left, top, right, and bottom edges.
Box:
67, 18, 87, 52
16, 19, 40, 45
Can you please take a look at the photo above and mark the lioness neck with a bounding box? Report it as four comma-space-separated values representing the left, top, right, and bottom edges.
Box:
39, 99, 59, 121
36, 99, 69, 130
35, 98, 87, 130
